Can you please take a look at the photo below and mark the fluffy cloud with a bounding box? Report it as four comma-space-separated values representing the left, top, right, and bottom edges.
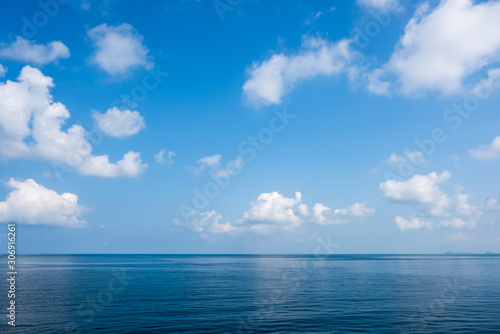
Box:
313, 202, 374, 224
334, 202, 376, 217
380, 171, 451, 216
239, 192, 374, 230
243, 192, 303, 229
372, 0, 500, 95
76, 151, 146, 178
0, 178, 85, 227
0, 36, 70, 65
178, 191, 374, 235
312, 203, 332, 224
178, 210, 239, 234
93, 107, 145, 138
382, 171, 496, 231
155, 149, 176, 166
469, 136, 500, 161
243, 36, 353, 106
0, 66, 147, 178
88, 23, 153, 75
395, 216, 432, 231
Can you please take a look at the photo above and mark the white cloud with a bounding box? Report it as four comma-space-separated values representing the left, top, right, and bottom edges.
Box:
192, 154, 222, 174
485, 198, 500, 210
380, 171, 451, 216
0, 64, 6, 77
180, 191, 374, 235
313, 202, 375, 224
0, 66, 147, 178
191, 154, 243, 178
471, 67, 500, 94
455, 194, 478, 216
388, 149, 426, 167
155, 149, 176, 166
312, 203, 332, 224
179, 210, 239, 234
334, 202, 376, 217
0, 36, 70, 65
372, 0, 500, 95
76, 151, 146, 178
382, 171, 495, 231
439, 218, 476, 229
214, 155, 243, 178
243, 36, 353, 106
93, 107, 145, 138
297, 203, 310, 216
243, 191, 303, 228
240, 193, 373, 228
88, 23, 152, 75
0, 178, 85, 227
469, 136, 500, 161
357, 0, 399, 11
239, 193, 373, 230
395, 216, 432, 231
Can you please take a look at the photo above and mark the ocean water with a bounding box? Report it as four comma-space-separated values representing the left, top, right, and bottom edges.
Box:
1, 255, 500, 333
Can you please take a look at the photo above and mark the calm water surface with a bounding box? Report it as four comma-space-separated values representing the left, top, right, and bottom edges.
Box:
1, 255, 499, 333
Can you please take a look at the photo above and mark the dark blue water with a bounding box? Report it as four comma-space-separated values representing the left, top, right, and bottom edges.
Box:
1, 255, 499, 333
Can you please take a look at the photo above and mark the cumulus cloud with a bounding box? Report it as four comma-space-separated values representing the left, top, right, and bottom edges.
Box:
0, 66, 147, 178
469, 136, 500, 161
177, 210, 239, 234
93, 107, 145, 138
240, 192, 374, 230
380, 171, 451, 216
382, 171, 497, 231
312, 203, 332, 224
76, 151, 146, 178
371, 0, 500, 95
243, 36, 353, 106
155, 149, 176, 166
178, 191, 374, 235
0, 178, 85, 227
334, 202, 376, 217
0, 36, 70, 65
243, 192, 303, 229
88, 23, 152, 75
313, 202, 374, 224
395, 216, 432, 231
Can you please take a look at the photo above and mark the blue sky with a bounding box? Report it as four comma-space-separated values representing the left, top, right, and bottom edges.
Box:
1, 0, 500, 254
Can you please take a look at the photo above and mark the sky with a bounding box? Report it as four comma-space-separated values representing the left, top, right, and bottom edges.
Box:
0, 0, 500, 254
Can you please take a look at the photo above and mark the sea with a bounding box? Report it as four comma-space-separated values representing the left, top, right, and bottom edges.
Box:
1, 254, 499, 333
